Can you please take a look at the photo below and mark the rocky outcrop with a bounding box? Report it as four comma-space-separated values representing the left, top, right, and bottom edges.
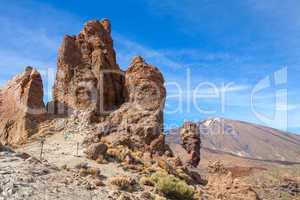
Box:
97, 56, 166, 154
200, 171, 259, 200
53, 19, 124, 115
207, 160, 228, 174
0, 19, 167, 159
125, 56, 166, 113
85, 143, 108, 160
0, 67, 46, 146
50, 20, 167, 159
180, 122, 201, 167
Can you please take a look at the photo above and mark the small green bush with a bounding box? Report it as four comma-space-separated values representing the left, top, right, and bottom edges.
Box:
151, 171, 195, 200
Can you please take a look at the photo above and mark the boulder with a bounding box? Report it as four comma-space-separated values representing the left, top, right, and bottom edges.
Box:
53, 19, 124, 115
85, 143, 108, 160
0, 67, 46, 145
180, 122, 201, 167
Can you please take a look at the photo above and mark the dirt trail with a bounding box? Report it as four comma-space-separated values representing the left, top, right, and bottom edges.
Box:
19, 132, 132, 179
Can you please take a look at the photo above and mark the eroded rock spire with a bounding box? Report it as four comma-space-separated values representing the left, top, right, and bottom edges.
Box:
53, 19, 124, 115
0, 67, 45, 145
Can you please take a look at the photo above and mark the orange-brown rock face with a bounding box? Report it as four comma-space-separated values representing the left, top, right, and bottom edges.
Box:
125, 56, 166, 113
0, 67, 46, 146
180, 122, 201, 167
51, 20, 167, 157
53, 19, 124, 114
97, 57, 166, 153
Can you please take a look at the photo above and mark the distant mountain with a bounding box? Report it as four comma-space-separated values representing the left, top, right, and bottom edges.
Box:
166, 118, 300, 164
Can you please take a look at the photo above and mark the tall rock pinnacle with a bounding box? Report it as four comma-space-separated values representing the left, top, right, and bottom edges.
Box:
53, 19, 124, 114
180, 122, 201, 167
0, 67, 46, 145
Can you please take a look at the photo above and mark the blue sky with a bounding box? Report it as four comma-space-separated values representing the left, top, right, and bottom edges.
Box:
0, 0, 300, 133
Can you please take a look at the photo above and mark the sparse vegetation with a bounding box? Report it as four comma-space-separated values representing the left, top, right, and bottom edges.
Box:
109, 176, 136, 192
79, 167, 100, 177
106, 146, 130, 162
151, 171, 195, 200
61, 164, 70, 171
140, 176, 155, 187
244, 165, 300, 199
175, 168, 193, 183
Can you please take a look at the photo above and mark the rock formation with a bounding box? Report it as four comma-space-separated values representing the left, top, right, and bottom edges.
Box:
207, 160, 228, 174
200, 171, 259, 200
53, 19, 124, 115
50, 20, 167, 157
180, 122, 201, 167
95, 56, 166, 154
125, 56, 165, 113
85, 142, 108, 160
0, 67, 46, 146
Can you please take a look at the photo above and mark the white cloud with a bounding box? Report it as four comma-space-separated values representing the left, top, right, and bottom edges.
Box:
167, 84, 249, 96
276, 103, 299, 111
159, 49, 250, 63
114, 34, 184, 69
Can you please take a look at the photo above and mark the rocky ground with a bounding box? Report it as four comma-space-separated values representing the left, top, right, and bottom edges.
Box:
2, 133, 300, 200
0, 141, 155, 200
243, 165, 300, 200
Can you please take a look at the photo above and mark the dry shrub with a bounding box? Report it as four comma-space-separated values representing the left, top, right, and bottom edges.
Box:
151, 171, 195, 200
106, 146, 130, 162
140, 176, 155, 187
109, 176, 136, 191
79, 167, 100, 177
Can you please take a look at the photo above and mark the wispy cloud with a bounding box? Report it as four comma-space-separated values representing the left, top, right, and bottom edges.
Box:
276, 103, 299, 111
0, 0, 299, 133
114, 34, 184, 69
0, 1, 82, 101
160, 49, 249, 63
0, 2, 82, 66
167, 84, 250, 96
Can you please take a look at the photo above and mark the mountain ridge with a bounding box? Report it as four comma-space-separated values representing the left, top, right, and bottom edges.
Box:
166, 117, 300, 163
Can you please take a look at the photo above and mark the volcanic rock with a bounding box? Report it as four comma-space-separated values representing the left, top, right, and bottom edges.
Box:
125, 56, 166, 112
85, 143, 108, 160
180, 122, 201, 167
50, 19, 168, 156
0, 67, 46, 146
149, 134, 166, 156
201, 172, 260, 200
207, 160, 228, 174
98, 56, 166, 153
53, 19, 124, 115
